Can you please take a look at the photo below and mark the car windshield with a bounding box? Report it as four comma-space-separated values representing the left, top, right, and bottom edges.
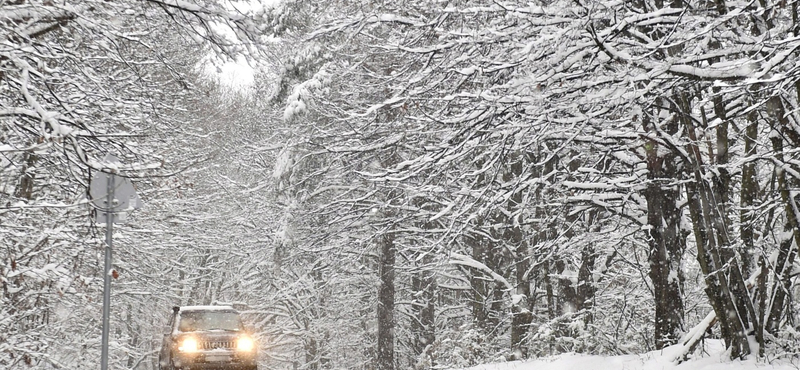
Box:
179, 311, 241, 332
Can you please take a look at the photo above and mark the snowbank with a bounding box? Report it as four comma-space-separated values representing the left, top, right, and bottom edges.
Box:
458, 341, 798, 370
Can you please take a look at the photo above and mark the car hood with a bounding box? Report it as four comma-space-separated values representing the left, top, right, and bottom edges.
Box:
179, 330, 243, 339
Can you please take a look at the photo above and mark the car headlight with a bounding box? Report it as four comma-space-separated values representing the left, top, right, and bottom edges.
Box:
178, 337, 199, 353
236, 336, 255, 352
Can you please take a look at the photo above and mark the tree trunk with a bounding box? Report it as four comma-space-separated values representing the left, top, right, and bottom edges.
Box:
469, 234, 489, 329
305, 335, 319, 370
740, 111, 758, 274
14, 150, 37, 200
508, 155, 532, 359
765, 96, 800, 334
411, 255, 436, 367
377, 233, 395, 370
576, 244, 597, 321
642, 101, 686, 349
741, 109, 764, 352
680, 92, 751, 359
504, 150, 535, 359
709, 94, 757, 350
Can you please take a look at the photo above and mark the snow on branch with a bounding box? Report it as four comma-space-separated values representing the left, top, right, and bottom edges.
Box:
11, 57, 73, 140
328, 134, 405, 155
596, 7, 683, 39
0, 5, 76, 39
145, 0, 246, 21
144, 0, 266, 59
310, 13, 426, 38
283, 69, 331, 122
449, 253, 514, 291
667, 63, 756, 81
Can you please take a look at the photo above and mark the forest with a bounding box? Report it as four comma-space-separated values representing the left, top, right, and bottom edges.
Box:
1, 0, 800, 369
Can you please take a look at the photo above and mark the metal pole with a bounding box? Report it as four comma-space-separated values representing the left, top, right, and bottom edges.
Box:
101, 173, 114, 370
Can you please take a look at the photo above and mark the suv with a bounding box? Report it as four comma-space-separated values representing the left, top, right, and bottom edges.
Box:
159, 306, 258, 370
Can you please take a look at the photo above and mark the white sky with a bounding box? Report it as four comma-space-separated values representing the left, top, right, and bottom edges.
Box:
212, 56, 255, 88
203, 0, 276, 88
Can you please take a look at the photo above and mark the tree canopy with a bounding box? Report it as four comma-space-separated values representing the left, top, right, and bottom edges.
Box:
2, 0, 800, 369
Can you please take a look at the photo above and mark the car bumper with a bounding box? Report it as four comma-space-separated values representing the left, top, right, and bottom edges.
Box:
173, 351, 256, 370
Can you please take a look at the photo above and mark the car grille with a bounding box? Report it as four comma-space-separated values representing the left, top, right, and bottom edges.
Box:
201, 340, 235, 350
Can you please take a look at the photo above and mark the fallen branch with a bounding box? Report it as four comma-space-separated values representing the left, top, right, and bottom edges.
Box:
673, 310, 717, 363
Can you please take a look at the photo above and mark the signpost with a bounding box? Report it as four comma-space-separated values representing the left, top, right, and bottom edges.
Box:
89, 154, 142, 370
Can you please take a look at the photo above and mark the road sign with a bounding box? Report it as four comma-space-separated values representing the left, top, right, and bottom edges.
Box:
89, 155, 142, 224
87, 154, 142, 370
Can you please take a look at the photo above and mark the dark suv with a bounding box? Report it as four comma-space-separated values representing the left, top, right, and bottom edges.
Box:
159, 306, 257, 370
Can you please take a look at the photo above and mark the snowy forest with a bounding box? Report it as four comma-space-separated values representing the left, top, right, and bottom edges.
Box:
2, 0, 800, 369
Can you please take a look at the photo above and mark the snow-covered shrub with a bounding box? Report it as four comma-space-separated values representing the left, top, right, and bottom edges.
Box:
430, 324, 507, 368
766, 326, 800, 363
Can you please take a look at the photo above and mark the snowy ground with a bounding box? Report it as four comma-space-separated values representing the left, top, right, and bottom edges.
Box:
459, 341, 800, 370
